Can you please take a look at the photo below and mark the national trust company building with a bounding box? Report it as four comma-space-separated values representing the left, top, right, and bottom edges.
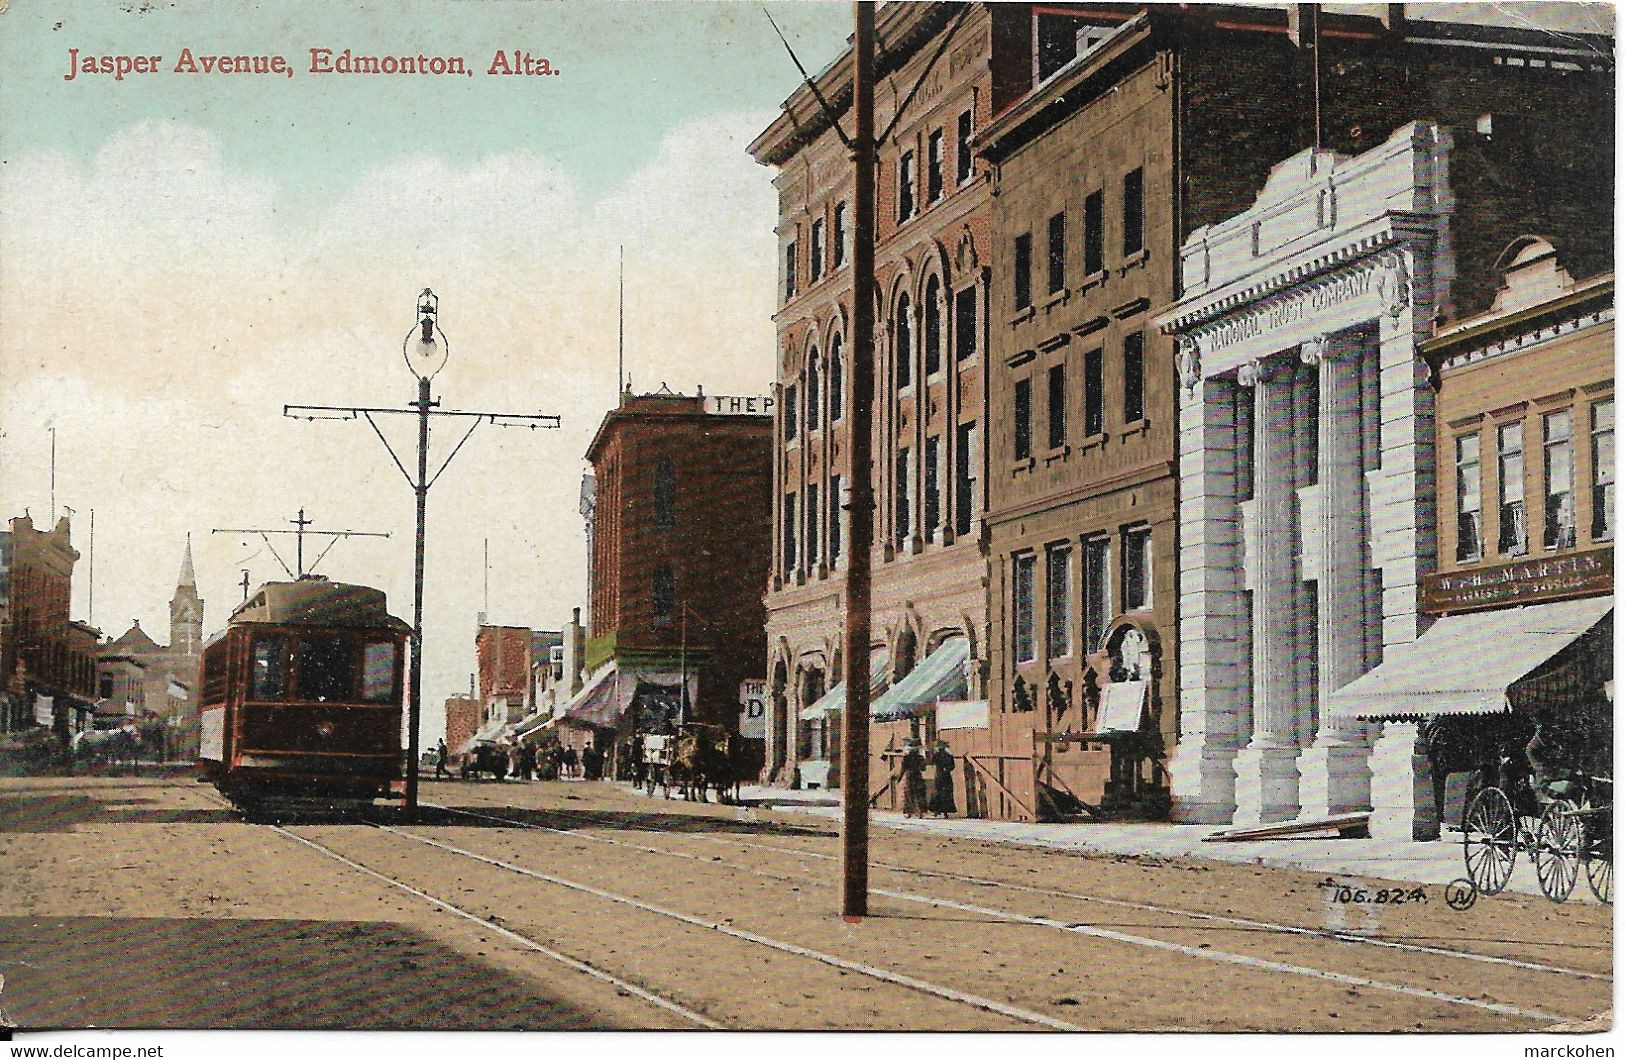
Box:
1157, 119, 1613, 839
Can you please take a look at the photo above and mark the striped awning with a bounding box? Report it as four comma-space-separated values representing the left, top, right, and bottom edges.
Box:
871, 636, 971, 721
801, 650, 891, 721
563, 665, 621, 726
1328, 597, 1614, 722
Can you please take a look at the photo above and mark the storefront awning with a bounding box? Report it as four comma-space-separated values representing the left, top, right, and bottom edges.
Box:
1327, 596, 1614, 722
871, 636, 971, 721
563, 665, 622, 727
801, 650, 891, 721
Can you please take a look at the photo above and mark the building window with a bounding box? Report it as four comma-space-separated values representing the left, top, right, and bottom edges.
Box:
806, 483, 821, 567
1593, 398, 1614, 540
1047, 362, 1067, 450
653, 565, 674, 627
1497, 421, 1527, 555
833, 202, 848, 267
830, 334, 845, 421
955, 422, 978, 538
898, 150, 916, 223
895, 294, 913, 389
784, 240, 798, 302
1083, 536, 1111, 650
1123, 524, 1153, 612
830, 474, 844, 561
653, 455, 676, 531
1455, 434, 1482, 561
1084, 347, 1104, 436
810, 218, 825, 283
1045, 544, 1072, 659
1543, 410, 1575, 549
1047, 211, 1067, 295
924, 435, 941, 542
895, 447, 912, 548
927, 129, 944, 203
1014, 233, 1033, 310
954, 286, 977, 362
1013, 377, 1032, 462
924, 276, 943, 377
956, 109, 973, 185
1083, 189, 1104, 276
782, 494, 798, 578
1013, 553, 1036, 664
1123, 332, 1145, 423
783, 383, 799, 441
1122, 167, 1144, 257
806, 352, 822, 432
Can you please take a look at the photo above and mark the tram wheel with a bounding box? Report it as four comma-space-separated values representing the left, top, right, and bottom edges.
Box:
1463, 787, 1517, 895
1534, 801, 1582, 902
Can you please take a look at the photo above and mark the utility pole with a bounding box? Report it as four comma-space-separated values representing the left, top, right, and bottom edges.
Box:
285, 290, 560, 817
840, 0, 877, 921
213, 507, 391, 580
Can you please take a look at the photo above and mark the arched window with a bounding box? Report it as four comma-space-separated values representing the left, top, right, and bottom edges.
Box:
924, 276, 942, 377
806, 348, 821, 432
653, 455, 676, 530
829, 333, 845, 421
895, 293, 913, 389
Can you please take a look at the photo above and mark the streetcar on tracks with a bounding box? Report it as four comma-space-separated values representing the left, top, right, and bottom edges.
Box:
196, 576, 412, 815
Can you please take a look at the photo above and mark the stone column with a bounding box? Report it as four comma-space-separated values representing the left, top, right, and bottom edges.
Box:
1234, 355, 1303, 824
1298, 331, 1375, 817
1170, 340, 1249, 823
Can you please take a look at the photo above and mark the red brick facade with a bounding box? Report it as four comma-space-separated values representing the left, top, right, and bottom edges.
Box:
1, 514, 96, 733
585, 391, 772, 730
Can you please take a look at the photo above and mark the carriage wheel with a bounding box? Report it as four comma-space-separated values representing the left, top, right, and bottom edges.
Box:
1534, 801, 1582, 902
1584, 808, 1613, 905
1463, 787, 1517, 895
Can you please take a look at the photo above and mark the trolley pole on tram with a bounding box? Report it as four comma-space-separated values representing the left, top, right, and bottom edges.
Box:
285, 290, 561, 818
839, 0, 877, 920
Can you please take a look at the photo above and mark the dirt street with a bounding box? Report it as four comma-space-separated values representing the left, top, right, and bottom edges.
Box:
0, 774, 1610, 1032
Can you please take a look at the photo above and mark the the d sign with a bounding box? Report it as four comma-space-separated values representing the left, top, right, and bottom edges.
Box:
738, 679, 767, 739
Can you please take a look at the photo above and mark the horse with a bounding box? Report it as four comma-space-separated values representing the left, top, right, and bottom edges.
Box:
1419, 713, 1537, 827
73, 727, 140, 771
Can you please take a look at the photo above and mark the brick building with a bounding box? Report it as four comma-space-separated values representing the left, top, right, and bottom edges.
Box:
443, 694, 480, 757
97, 539, 204, 739
563, 388, 771, 756
1153, 10, 1611, 836
749, 3, 1036, 787
0, 514, 98, 736
973, 4, 1610, 822
472, 623, 532, 741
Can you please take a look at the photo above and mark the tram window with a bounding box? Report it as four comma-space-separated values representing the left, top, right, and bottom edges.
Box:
250, 637, 286, 700
361, 642, 397, 702
297, 636, 356, 702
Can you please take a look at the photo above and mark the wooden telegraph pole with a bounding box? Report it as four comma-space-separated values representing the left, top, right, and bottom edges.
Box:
840, 0, 877, 921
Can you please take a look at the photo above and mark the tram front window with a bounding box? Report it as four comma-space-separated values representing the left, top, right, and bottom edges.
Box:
250, 637, 286, 700
297, 636, 356, 702
361, 642, 397, 702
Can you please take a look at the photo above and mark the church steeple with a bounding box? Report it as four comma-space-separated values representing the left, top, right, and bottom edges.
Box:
169, 534, 203, 658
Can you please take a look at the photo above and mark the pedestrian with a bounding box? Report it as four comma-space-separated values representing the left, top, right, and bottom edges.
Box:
506, 741, 522, 781
631, 734, 648, 789
562, 744, 578, 780
928, 740, 957, 818
434, 738, 450, 780
584, 742, 602, 781
520, 741, 536, 781
899, 739, 927, 818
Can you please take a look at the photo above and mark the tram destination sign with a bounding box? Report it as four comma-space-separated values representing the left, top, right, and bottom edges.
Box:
1421, 547, 1613, 614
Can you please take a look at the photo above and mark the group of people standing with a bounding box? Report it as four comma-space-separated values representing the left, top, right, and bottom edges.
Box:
431, 736, 611, 782
898, 738, 956, 819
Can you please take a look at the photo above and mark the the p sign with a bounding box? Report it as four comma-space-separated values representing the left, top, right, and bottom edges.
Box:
738, 679, 767, 739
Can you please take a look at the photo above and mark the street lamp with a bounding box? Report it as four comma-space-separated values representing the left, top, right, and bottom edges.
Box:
284, 289, 561, 817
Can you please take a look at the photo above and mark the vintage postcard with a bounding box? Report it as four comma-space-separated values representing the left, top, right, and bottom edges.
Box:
0, 0, 1614, 1054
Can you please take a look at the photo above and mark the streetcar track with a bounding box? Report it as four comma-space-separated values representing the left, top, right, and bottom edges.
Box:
366, 822, 1086, 1031
431, 796, 1610, 990
182, 784, 721, 1029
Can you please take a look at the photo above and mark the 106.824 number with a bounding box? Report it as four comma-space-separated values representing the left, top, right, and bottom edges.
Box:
1318, 878, 1428, 904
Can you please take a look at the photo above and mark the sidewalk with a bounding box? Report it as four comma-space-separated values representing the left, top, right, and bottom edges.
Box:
730, 784, 1599, 904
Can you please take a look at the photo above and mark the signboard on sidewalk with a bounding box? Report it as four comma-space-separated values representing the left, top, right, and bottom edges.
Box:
738, 679, 767, 738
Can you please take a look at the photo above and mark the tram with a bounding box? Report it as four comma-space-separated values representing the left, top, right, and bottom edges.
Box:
196, 577, 411, 813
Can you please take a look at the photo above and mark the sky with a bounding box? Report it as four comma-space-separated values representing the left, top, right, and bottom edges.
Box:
0, 0, 852, 743
0, 1, 1611, 745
